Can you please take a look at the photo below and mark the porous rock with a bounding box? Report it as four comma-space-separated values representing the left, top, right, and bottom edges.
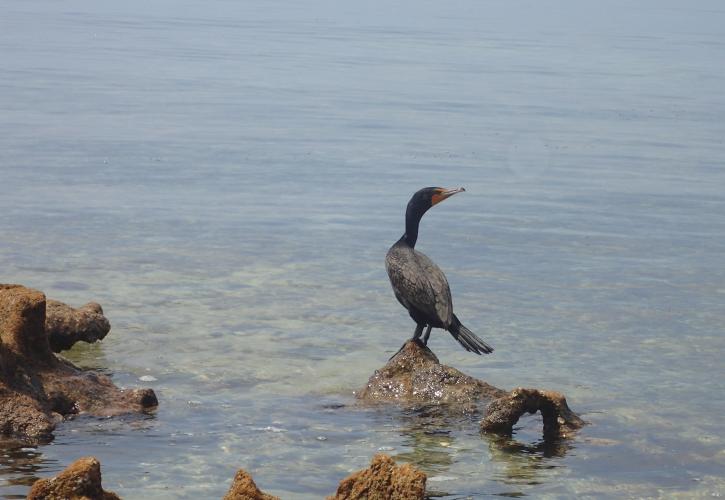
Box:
356, 339, 506, 407
223, 469, 279, 500
328, 453, 426, 500
481, 387, 585, 439
26, 456, 120, 500
358, 339, 584, 441
0, 284, 157, 442
46, 299, 111, 352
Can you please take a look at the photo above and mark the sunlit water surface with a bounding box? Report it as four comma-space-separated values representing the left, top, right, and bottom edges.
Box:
1, 0, 724, 498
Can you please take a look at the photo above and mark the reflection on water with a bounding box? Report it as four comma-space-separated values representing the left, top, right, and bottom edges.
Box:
0, 444, 48, 499
387, 404, 577, 498
486, 434, 571, 486
392, 405, 463, 473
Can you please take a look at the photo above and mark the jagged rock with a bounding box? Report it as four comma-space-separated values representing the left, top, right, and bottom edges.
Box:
481, 387, 585, 439
45, 299, 111, 352
0, 284, 157, 442
356, 339, 506, 407
358, 339, 584, 441
26, 456, 120, 500
0, 391, 55, 442
223, 469, 279, 500
328, 453, 426, 500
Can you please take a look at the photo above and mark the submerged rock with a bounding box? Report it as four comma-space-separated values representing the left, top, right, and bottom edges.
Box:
0, 284, 157, 442
356, 339, 506, 407
358, 339, 584, 441
46, 299, 111, 352
223, 469, 279, 500
26, 456, 120, 500
481, 387, 585, 439
328, 453, 426, 500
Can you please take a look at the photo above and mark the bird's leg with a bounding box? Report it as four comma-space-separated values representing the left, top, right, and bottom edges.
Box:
411, 323, 424, 341
389, 324, 425, 360
411, 323, 427, 348
422, 325, 432, 345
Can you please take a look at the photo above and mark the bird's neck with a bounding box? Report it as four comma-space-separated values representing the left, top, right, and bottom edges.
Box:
402, 208, 424, 248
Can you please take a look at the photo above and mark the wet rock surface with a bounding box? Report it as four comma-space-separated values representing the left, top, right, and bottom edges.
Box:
0, 284, 157, 443
358, 339, 584, 441
481, 387, 585, 439
356, 339, 506, 407
45, 299, 111, 353
328, 453, 427, 500
26, 456, 120, 500
223, 469, 280, 500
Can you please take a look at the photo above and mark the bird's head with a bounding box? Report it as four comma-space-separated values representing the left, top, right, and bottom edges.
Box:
402, 187, 465, 247
407, 186, 466, 216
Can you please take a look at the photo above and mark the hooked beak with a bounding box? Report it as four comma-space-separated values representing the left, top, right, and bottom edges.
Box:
431, 186, 465, 206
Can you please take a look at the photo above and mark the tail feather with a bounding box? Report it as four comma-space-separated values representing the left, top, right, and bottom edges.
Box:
449, 315, 494, 355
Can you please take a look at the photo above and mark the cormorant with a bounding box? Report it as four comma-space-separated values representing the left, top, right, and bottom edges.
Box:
385, 187, 494, 355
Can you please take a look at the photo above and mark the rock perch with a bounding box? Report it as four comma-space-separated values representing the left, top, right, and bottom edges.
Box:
356, 339, 505, 407
358, 339, 584, 440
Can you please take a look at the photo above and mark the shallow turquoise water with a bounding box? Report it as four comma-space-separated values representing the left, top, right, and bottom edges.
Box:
1, 0, 724, 498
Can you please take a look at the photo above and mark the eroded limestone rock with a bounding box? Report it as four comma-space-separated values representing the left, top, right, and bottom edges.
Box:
328, 453, 426, 500
223, 469, 279, 500
26, 456, 120, 500
0, 284, 157, 443
481, 387, 585, 439
358, 339, 584, 441
46, 299, 111, 352
356, 339, 506, 407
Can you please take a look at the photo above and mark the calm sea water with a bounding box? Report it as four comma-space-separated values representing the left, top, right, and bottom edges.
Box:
1, 0, 724, 498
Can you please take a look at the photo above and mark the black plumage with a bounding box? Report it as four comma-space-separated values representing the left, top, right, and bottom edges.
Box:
385, 187, 494, 355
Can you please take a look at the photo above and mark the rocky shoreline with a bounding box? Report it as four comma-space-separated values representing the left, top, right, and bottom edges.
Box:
2, 283, 583, 499
0, 285, 157, 443
27, 453, 427, 500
